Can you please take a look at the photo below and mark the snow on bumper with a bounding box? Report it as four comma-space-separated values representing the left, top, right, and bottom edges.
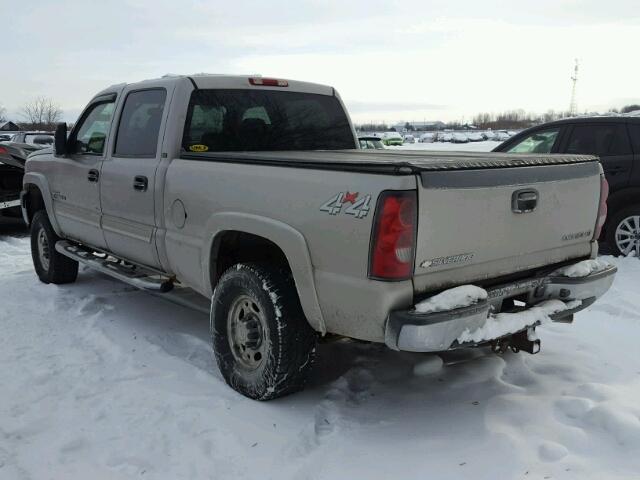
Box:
385, 261, 617, 352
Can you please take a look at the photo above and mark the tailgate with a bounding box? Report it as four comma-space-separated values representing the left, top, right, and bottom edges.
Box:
413, 161, 602, 293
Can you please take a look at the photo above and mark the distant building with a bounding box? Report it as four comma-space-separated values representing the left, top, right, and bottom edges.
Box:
0, 121, 19, 131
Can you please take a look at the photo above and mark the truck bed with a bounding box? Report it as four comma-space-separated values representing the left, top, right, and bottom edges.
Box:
180, 150, 597, 174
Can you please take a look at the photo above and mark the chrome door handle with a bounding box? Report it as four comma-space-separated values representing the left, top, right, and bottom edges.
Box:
87, 169, 100, 183
133, 175, 148, 192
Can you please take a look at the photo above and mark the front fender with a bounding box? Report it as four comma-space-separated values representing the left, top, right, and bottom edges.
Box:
22, 172, 61, 235
202, 212, 326, 334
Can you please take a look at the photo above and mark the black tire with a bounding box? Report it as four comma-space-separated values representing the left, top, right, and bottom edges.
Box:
30, 210, 78, 284
211, 263, 317, 400
604, 205, 640, 257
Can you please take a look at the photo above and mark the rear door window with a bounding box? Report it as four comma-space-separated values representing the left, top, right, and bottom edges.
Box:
565, 124, 631, 156
627, 124, 640, 154
114, 89, 167, 157
608, 125, 633, 155
505, 128, 560, 153
182, 89, 355, 152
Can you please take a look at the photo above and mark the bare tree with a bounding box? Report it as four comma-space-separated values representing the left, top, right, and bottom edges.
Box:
20, 96, 63, 130
470, 109, 572, 130
0, 103, 6, 123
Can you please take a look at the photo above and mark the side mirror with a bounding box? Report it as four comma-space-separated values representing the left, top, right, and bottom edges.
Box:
54, 122, 68, 156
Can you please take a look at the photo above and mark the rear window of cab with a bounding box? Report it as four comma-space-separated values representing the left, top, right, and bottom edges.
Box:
182, 89, 355, 152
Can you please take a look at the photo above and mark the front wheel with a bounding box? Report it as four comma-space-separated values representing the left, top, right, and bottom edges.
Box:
30, 210, 78, 284
605, 205, 640, 257
211, 263, 317, 400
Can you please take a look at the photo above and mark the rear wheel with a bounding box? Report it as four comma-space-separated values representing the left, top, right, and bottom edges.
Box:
605, 205, 640, 257
211, 263, 317, 400
30, 210, 78, 284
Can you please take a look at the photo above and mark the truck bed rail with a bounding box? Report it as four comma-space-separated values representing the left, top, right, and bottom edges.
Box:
180, 150, 598, 175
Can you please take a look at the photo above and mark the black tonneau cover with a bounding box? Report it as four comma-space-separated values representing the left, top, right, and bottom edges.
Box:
181, 150, 597, 175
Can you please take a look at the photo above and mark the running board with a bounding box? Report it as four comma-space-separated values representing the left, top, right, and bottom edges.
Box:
149, 288, 211, 315
55, 240, 174, 292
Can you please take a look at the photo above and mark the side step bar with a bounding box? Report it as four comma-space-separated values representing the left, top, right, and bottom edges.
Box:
55, 240, 174, 292
148, 288, 211, 315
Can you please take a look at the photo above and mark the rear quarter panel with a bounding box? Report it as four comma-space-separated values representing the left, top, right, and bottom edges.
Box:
162, 159, 416, 341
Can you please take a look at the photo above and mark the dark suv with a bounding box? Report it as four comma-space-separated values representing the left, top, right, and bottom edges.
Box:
494, 116, 640, 256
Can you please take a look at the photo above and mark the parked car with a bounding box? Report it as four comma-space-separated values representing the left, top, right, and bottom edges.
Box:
467, 132, 484, 142
0, 156, 23, 217
482, 131, 497, 141
451, 132, 469, 143
10, 131, 54, 146
381, 132, 404, 146
358, 135, 385, 150
439, 132, 453, 142
403, 134, 416, 144
22, 74, 615, 400
494, 131, 511, 141
419, 132, 436, 143
494, 115, 640, 256
0, 133, 14, 142
0, 137, 50, 219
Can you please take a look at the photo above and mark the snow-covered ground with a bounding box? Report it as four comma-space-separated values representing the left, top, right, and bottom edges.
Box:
2, 146, 640, 479
2, 227, 640, 480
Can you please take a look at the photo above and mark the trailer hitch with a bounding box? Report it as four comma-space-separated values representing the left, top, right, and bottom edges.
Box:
491, 329, 541, 355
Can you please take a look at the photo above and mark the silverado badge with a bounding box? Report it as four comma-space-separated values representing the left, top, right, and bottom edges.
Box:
420, 253, 474, 268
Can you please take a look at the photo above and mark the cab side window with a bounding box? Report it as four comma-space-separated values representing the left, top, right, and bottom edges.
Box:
73, 101, 115, 155
114, 89, 167, 157
506, 128, 560, 154
565, 124, 631, 156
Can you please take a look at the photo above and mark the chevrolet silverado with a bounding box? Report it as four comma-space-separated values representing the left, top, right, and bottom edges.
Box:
21, 74, 616, 399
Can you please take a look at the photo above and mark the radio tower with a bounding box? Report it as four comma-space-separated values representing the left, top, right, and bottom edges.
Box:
569, 59, 579, 116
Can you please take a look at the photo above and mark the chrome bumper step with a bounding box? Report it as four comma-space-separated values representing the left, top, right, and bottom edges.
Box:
385, 262, 617, 352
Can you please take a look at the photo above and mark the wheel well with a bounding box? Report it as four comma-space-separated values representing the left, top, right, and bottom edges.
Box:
23, 184, 45, 225
210, 231, 291, 289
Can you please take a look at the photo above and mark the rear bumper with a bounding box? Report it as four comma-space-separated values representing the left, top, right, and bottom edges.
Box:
385, 262, 617, 352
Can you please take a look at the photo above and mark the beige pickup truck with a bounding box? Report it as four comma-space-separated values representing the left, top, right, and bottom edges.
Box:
21, 74, 615, 399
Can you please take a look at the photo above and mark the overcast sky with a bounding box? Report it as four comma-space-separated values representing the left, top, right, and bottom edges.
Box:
2, 0, 639, 124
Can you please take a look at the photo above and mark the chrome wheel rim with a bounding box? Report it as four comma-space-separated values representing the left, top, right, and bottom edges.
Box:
615, 215, 640, 256
37, 228, 50, 271
227, 294, 267, 370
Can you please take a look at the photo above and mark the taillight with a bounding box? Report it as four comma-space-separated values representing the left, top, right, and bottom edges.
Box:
248, 77, 289, 87
594, 175, 609, 240
0, 146, 7, 155
369, 191, 417, 280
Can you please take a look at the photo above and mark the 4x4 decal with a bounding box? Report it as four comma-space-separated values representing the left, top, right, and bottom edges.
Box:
320, 191, 371, 219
